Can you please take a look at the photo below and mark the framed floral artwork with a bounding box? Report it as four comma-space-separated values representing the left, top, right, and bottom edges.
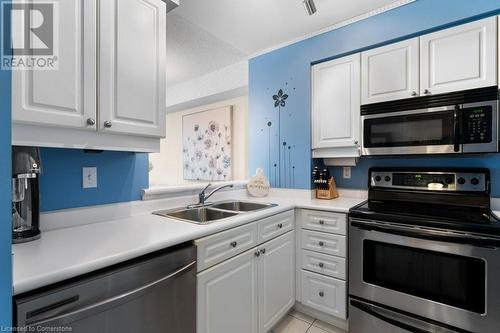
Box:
182, 106, 233, 181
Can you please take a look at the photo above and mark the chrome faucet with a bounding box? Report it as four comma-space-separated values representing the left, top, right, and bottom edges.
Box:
191, 183, 234, 208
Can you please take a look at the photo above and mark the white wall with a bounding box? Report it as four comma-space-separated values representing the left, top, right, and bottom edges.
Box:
149, 96, 248, 186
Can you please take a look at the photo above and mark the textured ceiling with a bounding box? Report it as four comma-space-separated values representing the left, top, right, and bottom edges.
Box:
166, 14, 246, 86
167, 0, 407, 86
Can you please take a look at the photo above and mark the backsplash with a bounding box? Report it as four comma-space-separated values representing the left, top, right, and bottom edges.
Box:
248, 0, 500, 190
39, 148, 149, 212
327, 155, 500, 197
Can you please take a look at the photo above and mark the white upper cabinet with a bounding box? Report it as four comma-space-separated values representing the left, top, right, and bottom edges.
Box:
420, 17, 497, 95
312, 54, 361, 152
12, 0, 166, 152
12, 0, 97, 130
99, 0, 166, 137
361, 38, 420, 104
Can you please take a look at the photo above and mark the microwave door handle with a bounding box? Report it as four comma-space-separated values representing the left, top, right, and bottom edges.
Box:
453, 106, 461, 152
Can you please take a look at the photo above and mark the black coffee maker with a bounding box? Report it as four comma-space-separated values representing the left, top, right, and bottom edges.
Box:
12, 146, 42, 244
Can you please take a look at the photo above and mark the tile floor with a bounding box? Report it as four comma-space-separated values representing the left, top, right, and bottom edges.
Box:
271, 309, 347, 333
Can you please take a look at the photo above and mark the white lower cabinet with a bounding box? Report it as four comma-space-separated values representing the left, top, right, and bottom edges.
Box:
197, 230, 295, 333
197, 247, 259, 333
301, 270, 346, 319
296, 209, 348, 322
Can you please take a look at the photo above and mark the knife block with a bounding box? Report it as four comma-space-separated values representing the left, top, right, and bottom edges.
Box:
316, 177, 339, 200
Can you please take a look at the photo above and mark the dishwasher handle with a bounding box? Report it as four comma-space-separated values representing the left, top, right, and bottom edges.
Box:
27, 260, 196, 327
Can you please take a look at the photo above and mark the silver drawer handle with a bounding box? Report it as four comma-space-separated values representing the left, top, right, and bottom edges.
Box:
411, 91, 418, 96
319, 220, 325, 225
318, 262, 324, 268
319, 291, 324, 297
103, 121, 112, 128
230, 241, 237, 248
424, 89, 431, 95
254, 251, 261, 257
277, 223, 283, 229
318, 241, 325, 247
86, 118, 96, 126
260, 248, 266, 255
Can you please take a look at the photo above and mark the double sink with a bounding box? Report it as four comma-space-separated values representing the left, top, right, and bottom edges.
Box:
153, 201, 276, 224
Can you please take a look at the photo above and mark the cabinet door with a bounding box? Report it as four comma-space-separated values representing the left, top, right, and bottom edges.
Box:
259, 231, 295, 333
197, 249, 259, 333
99, 0, 166, 137
420, 17, 497, 95
12, 0, 97, 130
312, 54, 360, 149
361, 38, 419, 104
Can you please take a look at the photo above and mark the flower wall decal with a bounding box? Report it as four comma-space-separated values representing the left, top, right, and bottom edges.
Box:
182, 106, 232, 181
263, 87, 297, 188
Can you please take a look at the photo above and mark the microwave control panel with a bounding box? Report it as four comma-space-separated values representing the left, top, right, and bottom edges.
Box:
461, 106, 492, 144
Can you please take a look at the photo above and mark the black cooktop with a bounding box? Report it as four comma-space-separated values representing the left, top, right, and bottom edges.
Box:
350, 200, 500, 236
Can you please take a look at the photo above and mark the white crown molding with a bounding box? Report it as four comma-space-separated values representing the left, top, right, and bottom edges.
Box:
249, 0, 416, 59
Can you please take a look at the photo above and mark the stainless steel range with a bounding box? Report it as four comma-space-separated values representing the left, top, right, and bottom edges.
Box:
349, 168, 500, 333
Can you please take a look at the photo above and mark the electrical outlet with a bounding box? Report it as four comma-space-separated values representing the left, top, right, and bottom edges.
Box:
343, 167, 351, 179
82, 167, 97, 189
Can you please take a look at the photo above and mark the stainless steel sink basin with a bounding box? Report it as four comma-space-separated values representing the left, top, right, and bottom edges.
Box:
153, 200, 276, 224
154, 207, 238, 224
210, 201, 274, 212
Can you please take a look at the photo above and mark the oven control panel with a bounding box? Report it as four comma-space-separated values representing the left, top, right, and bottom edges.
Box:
371, 171, 487, 192
461, 106, 492, 144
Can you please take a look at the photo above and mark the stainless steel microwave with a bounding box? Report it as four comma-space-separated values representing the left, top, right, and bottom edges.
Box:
361, 87, 499, 156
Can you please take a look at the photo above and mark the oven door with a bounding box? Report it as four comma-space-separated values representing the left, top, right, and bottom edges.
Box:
362, 106, 459, 155
349, 218, 500, 333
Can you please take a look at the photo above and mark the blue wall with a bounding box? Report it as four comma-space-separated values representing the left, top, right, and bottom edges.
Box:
0, 0, 12, 325
249, 0, 500, 190
39, 149, 149, 212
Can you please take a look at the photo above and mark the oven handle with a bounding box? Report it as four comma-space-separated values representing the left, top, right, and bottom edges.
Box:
350, 299, 429, 333
350, 298, 465, 333
351, 220, 500, 248
453, 105, 461, 152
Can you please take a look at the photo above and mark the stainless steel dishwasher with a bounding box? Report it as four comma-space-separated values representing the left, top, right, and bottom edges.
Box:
14, 243, 196, 333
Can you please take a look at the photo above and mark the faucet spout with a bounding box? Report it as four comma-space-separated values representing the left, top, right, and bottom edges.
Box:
190, 183, 234, 208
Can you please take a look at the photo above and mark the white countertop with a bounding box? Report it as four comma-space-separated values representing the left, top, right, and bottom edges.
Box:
13, 189, 366, 295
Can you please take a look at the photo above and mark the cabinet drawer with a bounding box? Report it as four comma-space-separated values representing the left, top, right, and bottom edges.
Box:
196, 223, 259, 272
301, 250, 346, 280
301, 230, 346, 257
299, 209, 346, 235
301, 270, 346, 319
258, 210, 295, 242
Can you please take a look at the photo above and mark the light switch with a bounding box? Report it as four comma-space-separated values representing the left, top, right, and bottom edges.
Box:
82, 167, 97, 189
343, 167, 351, 179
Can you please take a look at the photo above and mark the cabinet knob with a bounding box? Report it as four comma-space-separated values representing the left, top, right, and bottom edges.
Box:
411, 91, 418, 97
230, 241, 237, 248
260, 248, 266, 255
254, 251, 261, 257
354, 140, 359, 145
86, 118, 96, 126
277, 223, 283, 229
319, 241, 325, 247
424, 89, 431, 95
319, 291, 324, 297
103, 121, 112, 128
319, 220, 325, 225
319, 262, 324, 268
